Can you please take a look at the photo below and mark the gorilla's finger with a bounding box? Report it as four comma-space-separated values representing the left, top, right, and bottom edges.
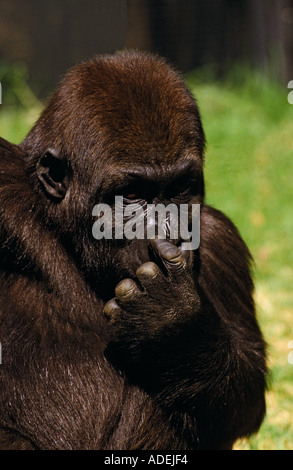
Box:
149, 239, 187, 275
115, 278, 142, 300
103, 298, 123, 322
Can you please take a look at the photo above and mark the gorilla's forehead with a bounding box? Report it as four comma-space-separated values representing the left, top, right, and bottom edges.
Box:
61, 53, 203, 160
72, 52, 195, 110
24, 52, 204, 169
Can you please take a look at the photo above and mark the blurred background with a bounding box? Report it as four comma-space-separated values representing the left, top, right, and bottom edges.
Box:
0, 0, 293, 95
0, 0, 292, 450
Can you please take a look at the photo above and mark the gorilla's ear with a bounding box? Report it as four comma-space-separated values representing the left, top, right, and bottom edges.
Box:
37, 151, 71, 200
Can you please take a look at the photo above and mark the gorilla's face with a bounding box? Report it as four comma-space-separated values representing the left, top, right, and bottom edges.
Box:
23, 52, 205, 298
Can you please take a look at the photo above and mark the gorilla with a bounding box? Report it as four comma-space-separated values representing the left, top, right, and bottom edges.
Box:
0, 51, 267, 450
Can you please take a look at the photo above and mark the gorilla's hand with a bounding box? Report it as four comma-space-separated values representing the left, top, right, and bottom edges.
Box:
104, 239, 201, 387
104, 239, 200, 335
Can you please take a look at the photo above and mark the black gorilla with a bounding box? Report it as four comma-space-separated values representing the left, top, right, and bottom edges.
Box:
0, 51, 267, 450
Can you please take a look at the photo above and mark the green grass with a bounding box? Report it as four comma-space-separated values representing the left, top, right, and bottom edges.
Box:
0, 68, 292, 450
186, 69, 293, 450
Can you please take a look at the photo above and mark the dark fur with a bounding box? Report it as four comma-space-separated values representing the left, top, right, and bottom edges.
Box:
0, 51, 267, 450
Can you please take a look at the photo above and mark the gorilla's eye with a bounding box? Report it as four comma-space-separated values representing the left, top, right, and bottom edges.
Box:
123, 190, 141, 202
167, 176, 191, 200
122, 182, 149, 202
177, 184, 190, 196
125, 193, 137, 200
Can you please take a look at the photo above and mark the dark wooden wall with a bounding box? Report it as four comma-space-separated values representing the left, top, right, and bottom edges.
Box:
0, 0, 291, 98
